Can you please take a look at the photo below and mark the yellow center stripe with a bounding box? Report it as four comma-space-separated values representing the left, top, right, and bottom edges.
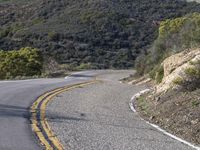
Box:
30, 80, 100, 150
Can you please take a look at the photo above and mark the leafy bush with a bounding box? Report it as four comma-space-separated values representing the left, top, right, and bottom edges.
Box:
191, 100, 200, 108
0, 47, 43, 79
155, 66, 164, 83
149, 65, 164, 83
173, 77, 184, 85
75, 63, 93, 70
184, 67, 200, 77
135, 54, 147, 76
172, 63, 200, 90
138, 12, 200, 82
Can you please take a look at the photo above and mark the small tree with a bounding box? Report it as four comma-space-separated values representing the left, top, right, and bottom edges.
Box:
0, 47, 43, 79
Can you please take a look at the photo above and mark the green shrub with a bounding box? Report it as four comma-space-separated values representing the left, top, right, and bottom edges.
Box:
135, 54, 147, 75
0, 47, 43, 79
191, 100, 200, 108
138, 13, 200, 77
173, 77, 184, 85
190, 59, 200, 65
184, 67, 199, 77
137, 96, 149, 111
149, 65, 164, 83
159, 17, 187, 38
75, 63, 93, 70
48, 31, 59, 41
155, 65, 164, 83
149, 65, 159, 80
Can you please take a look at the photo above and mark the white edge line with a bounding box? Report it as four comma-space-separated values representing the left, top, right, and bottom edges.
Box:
130, 89, 200, 150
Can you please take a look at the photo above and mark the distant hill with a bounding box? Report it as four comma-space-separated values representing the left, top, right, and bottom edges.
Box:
1, 0, 200, 69
187, 0, 200, 3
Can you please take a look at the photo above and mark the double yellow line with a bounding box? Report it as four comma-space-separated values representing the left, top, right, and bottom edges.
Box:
30, 80, 99, 150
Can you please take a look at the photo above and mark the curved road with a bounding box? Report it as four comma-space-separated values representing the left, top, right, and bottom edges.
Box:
0, 70, 100, 150
0, 70, 196, 150
46, 71, 195, 150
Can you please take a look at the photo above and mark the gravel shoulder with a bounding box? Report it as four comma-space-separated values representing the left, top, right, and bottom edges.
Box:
135, 88, 200, 146
46, 70, 195, 150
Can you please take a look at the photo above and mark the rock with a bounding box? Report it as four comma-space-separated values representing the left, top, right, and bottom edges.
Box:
155, 48, 200, 94
163, 49, 200, 77
155, 97, 160, 102
188, 112, 193, 116
150, 116, 155, 120
191, 119, 199, 125
183, 115, 189, 122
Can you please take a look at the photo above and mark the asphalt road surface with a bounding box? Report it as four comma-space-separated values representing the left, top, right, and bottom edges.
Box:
46, 70, 195, 150
0, 70, 101, 150
0, 70, 195, 150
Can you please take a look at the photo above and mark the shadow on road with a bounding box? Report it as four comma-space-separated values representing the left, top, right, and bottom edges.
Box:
69, 74, 94, 78
0, 104, 159, 133
0, 104, 87, 122
0, 103, 165, 142
0, 104, 30, 118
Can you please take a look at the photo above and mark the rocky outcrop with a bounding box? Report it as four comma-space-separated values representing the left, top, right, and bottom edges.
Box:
156, 48, 200, 94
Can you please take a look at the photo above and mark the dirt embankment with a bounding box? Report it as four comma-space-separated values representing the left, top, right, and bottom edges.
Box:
135, 49, 200, 146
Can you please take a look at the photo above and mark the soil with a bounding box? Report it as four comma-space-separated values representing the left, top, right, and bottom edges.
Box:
135, 88, 200, 146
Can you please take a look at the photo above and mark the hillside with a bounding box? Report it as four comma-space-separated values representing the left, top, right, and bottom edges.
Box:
135, 49, 200, 145
187, 0, 200, 2
136, 12, 200, 77
133, 12, 200, 146
1, 0, 200, 69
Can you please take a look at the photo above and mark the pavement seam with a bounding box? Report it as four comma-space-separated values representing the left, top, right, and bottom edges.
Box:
130, 89, 200, 150
30, 80, 99, 150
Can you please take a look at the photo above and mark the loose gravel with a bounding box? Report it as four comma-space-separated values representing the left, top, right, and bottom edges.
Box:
46, 70, 195, 150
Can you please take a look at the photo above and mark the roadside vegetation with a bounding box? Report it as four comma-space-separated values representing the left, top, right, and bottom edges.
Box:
0, 47, 43, 79
136, 88, 200, 145
136, 13, 200, 78
1, 0, 200, 69
134, 12, 200, 146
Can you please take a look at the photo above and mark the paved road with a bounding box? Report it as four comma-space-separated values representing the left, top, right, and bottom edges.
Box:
0, 70, 195, 150
0, 70, 101, 150
46, 70, 194, 150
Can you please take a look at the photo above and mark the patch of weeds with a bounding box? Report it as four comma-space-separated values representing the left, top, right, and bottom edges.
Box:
137, 95, 149, 112
184, 67, 199, 77
189, 61, 196, 65
190, 59, 200, 65
173, 77, 184, 85
191, 100, 200, 108
155, 65, 164, 83
149, 65, 164, 84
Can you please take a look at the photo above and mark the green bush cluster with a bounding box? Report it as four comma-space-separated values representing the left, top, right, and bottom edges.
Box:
159, 17, 188, 38
75, 63, 93, 71
137, 13, 200, 82
184, 60, 200, 87
171, 61, 200, 90
158, 13, 200, 45
149, 65, 164, 83
184, 67, 200, 78
173, 77, 184, 85
191, 100, 200, 108
0, 47, 43, 79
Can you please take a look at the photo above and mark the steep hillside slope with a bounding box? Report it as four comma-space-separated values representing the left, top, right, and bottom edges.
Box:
1, 0, 200, 69
136, 13, 200, 76
134, 11, 200, 146
136, 49, 200, 145
157, 49, 200, 93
